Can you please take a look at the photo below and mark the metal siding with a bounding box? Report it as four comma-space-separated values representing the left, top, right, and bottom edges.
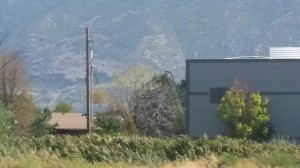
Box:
187, 59, 300, 138
189, 95, 229, 137
268, 95, 300, 137
270, 47, 300, 58
189, 61, 300, 93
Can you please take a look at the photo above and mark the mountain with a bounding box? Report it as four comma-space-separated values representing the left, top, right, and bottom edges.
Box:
1, 0, 300, 111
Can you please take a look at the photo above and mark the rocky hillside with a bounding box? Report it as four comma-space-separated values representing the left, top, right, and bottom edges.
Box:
1, 0, 300, 111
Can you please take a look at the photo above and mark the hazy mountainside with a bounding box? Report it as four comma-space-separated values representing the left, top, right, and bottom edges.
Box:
1, 0, 300, 111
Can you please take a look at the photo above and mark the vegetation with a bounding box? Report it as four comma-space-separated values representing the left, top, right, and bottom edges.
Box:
131, 72, 184, 137
0, 50, 293, 167
11, 93, 37, 136
0, 50, 36, 136
218, 153, 238, 167
31, 107, 55, 137
96, 67, 185, 137
113, 66, 153, 110
0, 103, 13, 139
92, 87, 109, 105
218, 79, 273, 140
0, 134, 299, 167
96, 116, 122, 133
176, 79, 186, 109
95, 102, 137, 134
53, 102, 73, 113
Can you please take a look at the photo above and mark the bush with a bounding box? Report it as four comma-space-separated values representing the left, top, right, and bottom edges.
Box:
0, 103, 13, 139
31, 107, 55, 137
95, 103, 137, 134
218, 80, 273, 140
96, 116, 122, 133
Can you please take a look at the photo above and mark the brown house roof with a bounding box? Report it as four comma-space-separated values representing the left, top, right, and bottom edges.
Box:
49, 113, 87, 130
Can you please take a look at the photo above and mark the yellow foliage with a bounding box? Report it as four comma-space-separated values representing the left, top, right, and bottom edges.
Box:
113, 66, 152, 90
92, 87, 109, 104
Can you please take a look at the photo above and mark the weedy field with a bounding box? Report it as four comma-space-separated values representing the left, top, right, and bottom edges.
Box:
0, 134, 299, 168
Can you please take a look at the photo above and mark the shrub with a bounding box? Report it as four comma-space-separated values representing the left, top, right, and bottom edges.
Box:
96, 116, 122, 133
31, 107, 55, 137
95, 103, 137, 133
218, 79, 273, 140
0, 102, 13, 139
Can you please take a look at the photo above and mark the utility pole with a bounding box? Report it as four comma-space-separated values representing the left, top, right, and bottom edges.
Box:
90, 49, 94, 129
86, 27, 91, 133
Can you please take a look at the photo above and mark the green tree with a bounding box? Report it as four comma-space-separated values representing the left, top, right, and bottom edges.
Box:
0, 102, 13, 138
94, 97, 137, 133
31, 107, 54, 137
53, 102, 72, 113
218, 79, 273, 140
95, 116, 122, 134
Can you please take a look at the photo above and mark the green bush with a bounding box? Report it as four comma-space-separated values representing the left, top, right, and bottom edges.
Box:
95, 104, 137, 134
218, 80, 273, 140
96, 116, 122, 133
0, 103, 13, 139
31, 107, 55, 137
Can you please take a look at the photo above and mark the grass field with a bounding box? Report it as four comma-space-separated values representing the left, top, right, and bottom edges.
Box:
0, 155, 241, 168
0, 134, 299, 167
0, 153, 296, 168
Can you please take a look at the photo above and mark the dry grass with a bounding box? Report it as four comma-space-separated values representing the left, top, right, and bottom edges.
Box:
0, 154, 273, 168
160, 155, 269, 168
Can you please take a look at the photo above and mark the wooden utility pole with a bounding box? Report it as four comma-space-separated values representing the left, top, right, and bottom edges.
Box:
86, 27, 91, 133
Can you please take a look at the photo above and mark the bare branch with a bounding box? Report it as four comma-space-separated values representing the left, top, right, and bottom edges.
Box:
0, 33, 8, 49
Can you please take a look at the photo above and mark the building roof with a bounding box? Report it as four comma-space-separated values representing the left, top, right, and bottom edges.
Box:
49, 113, 87, 130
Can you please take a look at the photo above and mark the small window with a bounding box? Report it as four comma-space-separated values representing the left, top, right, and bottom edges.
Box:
210, 87, 228, 104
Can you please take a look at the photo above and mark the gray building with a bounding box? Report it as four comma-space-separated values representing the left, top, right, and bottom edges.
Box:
186, 59, 300, 139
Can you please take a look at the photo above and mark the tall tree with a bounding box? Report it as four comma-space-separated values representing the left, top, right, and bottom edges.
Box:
0, 51, 30, 108
131, 73, 184, 137
0, 51, 35, 136
113, 66, 153, 110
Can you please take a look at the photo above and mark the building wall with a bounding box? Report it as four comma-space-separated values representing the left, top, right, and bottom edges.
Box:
186, 59, 300, 138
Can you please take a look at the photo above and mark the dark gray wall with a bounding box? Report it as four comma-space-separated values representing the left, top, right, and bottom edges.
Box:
186, 59, 300, 138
